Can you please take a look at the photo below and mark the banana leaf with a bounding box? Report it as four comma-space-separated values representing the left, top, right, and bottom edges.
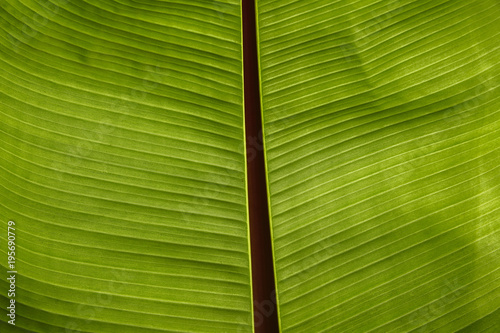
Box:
0, 1, 253, 332
256, 0, 500, 331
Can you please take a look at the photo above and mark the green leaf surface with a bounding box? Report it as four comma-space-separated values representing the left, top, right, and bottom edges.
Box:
257, 0, 500, 331
0, 1, 253, 332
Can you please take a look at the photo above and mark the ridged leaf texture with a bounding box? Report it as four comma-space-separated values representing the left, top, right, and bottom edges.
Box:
0, 1, 253, 332
257, 0, 500, 332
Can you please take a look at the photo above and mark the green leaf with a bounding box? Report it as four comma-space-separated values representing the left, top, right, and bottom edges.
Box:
257, 0, 500, 331
0, 1, 253, 332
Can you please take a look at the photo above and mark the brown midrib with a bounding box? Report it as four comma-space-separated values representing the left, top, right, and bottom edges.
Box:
242, 0, 280, 332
